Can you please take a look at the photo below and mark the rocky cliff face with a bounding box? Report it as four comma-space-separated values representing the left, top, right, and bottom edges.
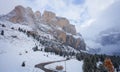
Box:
41, 11, 76, 35
1, 5, 86, 50
66, 35, 86, 50
42, 10, 56, 24
56, 30, 66, 43
7, 5, 35, 25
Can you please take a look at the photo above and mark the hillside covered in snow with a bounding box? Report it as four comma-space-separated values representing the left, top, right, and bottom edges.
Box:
0, 5, 85, 72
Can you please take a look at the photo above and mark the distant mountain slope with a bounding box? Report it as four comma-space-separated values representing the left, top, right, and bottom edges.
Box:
85, 1, 120, 55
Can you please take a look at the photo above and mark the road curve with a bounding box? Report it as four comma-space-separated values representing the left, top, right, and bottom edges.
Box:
35, 59, 67, 72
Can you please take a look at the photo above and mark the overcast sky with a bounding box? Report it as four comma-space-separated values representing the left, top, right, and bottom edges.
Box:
0, 0, 117, 32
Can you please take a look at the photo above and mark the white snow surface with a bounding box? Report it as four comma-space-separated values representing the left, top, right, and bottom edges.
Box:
0, 21, 65, 72
96, 61, 103, 68
45, 59, 83, 72
0, 20, 83, 72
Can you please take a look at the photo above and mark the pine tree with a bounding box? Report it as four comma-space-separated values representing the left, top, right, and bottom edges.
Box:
21, 61, 25, 67
1, 30, 4, 35
2, 24, 5, 27
18, 27, 21, 32
83, 56, 93, 72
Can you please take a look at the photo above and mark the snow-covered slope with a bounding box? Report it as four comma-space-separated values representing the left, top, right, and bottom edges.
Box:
0, 20, 83, 72
0, 20, 64, 72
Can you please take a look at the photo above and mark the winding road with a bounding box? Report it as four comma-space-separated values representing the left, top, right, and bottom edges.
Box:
35, 59, 67, 72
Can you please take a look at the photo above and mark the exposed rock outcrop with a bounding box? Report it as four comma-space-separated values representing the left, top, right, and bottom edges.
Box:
53, 29, 86, 50
55, 17, 69, 28
56, 30, 66, 43
8, 5, 34, 24
63, 24, 76, 35
55, 17, 76, 35
66, 35, 86, 50
9, 5, 26, 23
42, 10, 56, 24
41, 11, 76, 35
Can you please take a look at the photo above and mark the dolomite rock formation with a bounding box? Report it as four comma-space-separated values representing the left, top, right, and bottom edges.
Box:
42, 10, 56, 23
41, 11, 76, 35
66, 35, 86, 50
56, 30, 66, 43
8, 5, 34, 25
